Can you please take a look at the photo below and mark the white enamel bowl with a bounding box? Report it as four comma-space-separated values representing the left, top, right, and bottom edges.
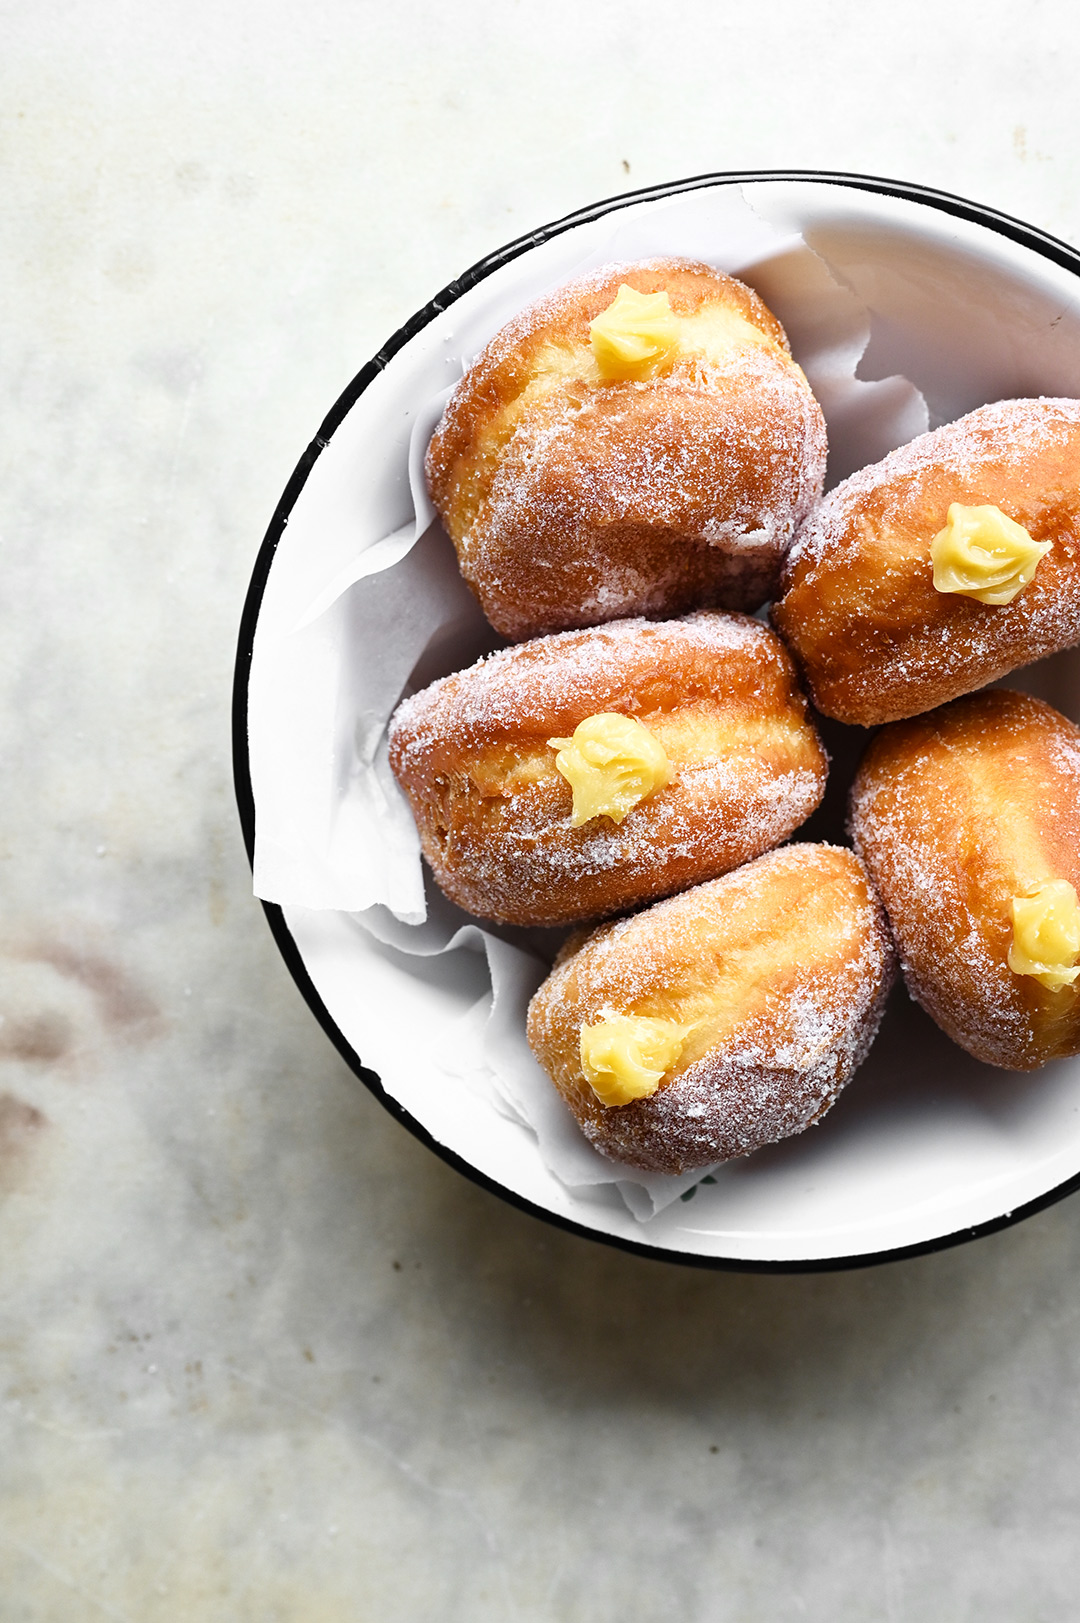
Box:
235, 172, 1080, 1270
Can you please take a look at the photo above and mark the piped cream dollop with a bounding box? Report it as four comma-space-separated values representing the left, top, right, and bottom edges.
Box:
930, 502, 1052, 605
589, 285, 681, 381
548, 712, 671, 827
580, 1013, 692, 1107
1008, 880, 1080, 990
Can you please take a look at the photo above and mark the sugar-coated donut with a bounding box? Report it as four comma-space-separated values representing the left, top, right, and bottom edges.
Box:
427, 258, 827, 640
772, 398, 1080, 726
525, 844, 895, 1173
388, 612, 827, 928
849, 688, 1080, 1070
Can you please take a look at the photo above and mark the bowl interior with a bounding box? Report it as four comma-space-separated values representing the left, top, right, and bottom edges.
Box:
245, 176, 1080, 1267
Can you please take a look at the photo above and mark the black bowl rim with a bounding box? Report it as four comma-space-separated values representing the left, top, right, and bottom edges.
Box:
233, 167, 1080, 1274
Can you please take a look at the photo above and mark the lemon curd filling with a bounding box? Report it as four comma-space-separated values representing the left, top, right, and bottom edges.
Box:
580, 1013, 692, 1107
548, 713, 672, 827
589, 285, 681, 380
930, 503, 1052, 605
1008, 880, 1080, 990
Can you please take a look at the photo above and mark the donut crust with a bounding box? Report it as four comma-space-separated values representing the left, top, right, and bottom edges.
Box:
388, 612, 826, 928
849, 688, 1080, 1069
773, 398, 1080, 725
525, 844, 895, 1174
427, 258, 827, 640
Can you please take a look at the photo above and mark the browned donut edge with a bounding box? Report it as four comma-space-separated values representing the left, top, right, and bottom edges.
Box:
849, 687, 1080, 1069
388, 612, 827, 928
526, 844, 896, 1174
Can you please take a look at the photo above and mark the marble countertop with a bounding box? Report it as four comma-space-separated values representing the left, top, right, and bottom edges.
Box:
5, 4, 1080, 1617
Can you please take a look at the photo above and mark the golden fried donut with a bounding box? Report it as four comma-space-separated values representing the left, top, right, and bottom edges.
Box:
772, 398, 1080, 725
849, 688, 1080, 1069
388, 612, 826, 928
427, 258, 827, 640
525, 844, 895, 1173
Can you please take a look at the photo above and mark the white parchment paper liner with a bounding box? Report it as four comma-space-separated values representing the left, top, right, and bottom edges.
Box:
247, 183, 1080, 1221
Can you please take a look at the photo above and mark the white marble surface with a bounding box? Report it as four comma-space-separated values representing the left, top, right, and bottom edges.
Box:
6, 3, 1080, 1617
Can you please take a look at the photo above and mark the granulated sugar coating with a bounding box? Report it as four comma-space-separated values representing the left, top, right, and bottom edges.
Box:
849, 689, 1080, 1071
526, 845, 895, 1174
773, 398, 1080, 725
389, 612, 827, 928
427, 259, 827, 641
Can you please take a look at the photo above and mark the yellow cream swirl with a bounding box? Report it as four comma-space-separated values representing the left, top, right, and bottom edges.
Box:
580, 1013, 692, 1107
589, 285, 680, 381
1008, 880, 1080, 990
548, 712, 671, 827
930, 503, 1051, 605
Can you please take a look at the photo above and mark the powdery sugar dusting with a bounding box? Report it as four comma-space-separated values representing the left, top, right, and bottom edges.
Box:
460, 257, 789, 380
481, 346, 821, 541
776, 398, 1080, 723
849, 691, 1080, 1069
786, 397, 1080, 574
851, 766, 1030, 1063
430, 259, 827, 638
596, 964, 889, 1173
392, 610, 767, 747
529, 845, 896, 1174
470, 349, 825, 636
389, 613, 826, 926
438, 758, 823, 919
